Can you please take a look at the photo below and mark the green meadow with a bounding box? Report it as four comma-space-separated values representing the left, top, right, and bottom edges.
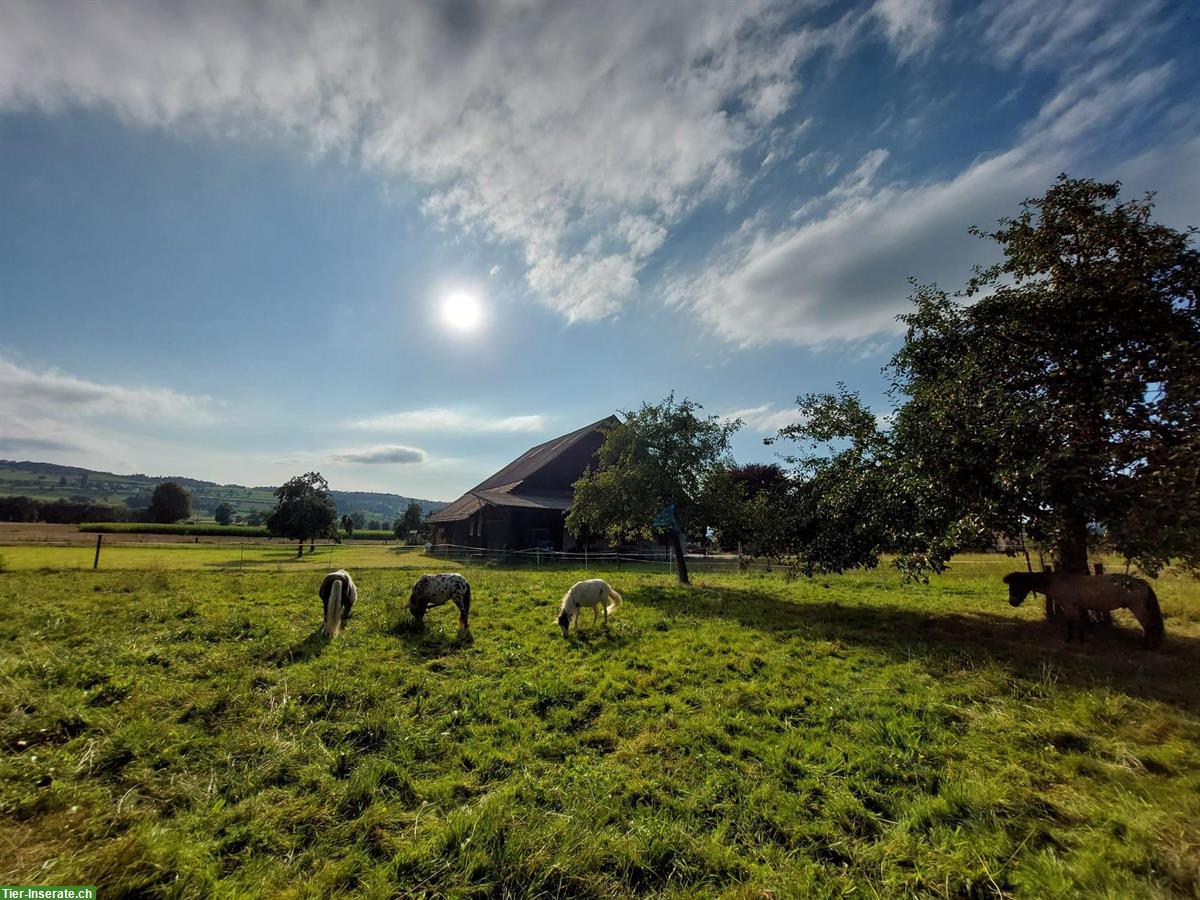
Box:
1, 548, 1199, 897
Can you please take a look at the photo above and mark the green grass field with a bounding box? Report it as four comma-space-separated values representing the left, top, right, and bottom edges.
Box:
2, 548, 1199, 897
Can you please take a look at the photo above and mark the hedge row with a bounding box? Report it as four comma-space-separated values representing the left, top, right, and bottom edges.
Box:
80, 523, 271, 536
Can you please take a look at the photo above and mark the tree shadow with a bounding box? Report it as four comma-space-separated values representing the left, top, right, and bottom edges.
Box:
632, 583, 1200, 714
273, 627, 332, 665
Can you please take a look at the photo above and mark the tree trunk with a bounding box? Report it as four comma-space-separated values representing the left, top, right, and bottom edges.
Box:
1056, 511, 1094, 573
1048, 512, 1090, 621
296, 541, 303, 558
669, 529, 690, 585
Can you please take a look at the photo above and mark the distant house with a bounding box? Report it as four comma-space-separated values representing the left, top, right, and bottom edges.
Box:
428, 415, 619, 552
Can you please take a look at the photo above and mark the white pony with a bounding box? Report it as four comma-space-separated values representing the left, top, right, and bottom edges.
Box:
319, 569, 357, 637
557, 579, 622, 638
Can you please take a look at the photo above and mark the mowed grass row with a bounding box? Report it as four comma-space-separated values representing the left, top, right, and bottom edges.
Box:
1, 555, 1199, 896
0, 542, 423, 572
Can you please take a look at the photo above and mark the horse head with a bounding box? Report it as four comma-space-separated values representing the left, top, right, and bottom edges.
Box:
557, 609, 572, 638
407, 580, 426, 621
1002, 571, 1033, 607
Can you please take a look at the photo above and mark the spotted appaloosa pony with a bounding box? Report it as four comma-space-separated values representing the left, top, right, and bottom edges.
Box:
1003, 571, 1164, 649
319, 569, 357, 637
408, 573, 471, 630
557, 579, 622, 638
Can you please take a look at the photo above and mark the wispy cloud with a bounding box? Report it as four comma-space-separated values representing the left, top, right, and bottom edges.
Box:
0, 354, 217, 423
331, 445, 426, 465
349, 408, 547, 434
667, 61, 1191, 347
0, 354, 218, 464
0, 1, 866, 325
872, 0, 946, 60
725, 403, 807, 434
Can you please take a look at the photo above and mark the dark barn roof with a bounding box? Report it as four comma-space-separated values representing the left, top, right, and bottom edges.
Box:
428, 415, 619, 524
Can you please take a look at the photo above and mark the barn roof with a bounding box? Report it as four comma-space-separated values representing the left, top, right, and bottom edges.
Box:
428, 415, 618, 523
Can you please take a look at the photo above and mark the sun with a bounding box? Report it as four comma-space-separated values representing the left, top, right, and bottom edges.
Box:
441, 291, 484, 332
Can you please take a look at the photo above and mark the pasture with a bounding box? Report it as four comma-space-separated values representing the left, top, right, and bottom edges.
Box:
2, 549, 1199, 897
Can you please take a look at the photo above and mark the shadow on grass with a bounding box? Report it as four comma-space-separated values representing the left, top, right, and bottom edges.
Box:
388, 612, 473, 659
632, 582, 1200, 714
560, 623, 632, 652
273, 627, 332, 665
204, 552, 334, 570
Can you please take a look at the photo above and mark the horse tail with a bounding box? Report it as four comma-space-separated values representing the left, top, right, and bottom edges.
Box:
458, 582, 471, 630
606, 585, 622, 614
322, 579, 344, 637
1140, 585, 1164, 650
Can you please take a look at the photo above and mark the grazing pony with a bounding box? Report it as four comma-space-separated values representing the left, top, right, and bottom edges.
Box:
408, 573, 471, 630
1003, 571, 1164, 649
319, 569, 357, 637
557, 579, 622, 638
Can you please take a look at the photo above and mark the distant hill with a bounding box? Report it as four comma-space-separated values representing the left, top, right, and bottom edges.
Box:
0, 460, 445, 522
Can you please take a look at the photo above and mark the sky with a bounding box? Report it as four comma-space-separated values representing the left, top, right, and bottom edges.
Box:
1, 0, 1198, 502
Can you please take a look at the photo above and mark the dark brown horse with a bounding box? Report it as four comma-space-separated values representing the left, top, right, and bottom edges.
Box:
1003, 571, 1164, 649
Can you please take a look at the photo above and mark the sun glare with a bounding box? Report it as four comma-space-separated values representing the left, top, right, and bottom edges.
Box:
441, 291, 484, 332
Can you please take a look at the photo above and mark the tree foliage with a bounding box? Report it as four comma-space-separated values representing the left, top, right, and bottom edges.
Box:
771, 176, 1200, 579
148, 482, 191, 524
704, 464, 789, 553
396, 501, 424, 537
213, 502, 235, 526
267, 472, 338, 556
567, 394, 738, 583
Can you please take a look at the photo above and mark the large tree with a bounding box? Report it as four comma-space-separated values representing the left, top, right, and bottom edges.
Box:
567, 394, 739, 584
267, 472, 339, 557
394, 500, 424, 541
704, 463, 789, 554
774, 177, 1200, 579
213, 502, 235, 526
148, 482, 191, 524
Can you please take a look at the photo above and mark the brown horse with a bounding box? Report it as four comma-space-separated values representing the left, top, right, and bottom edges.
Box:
1003, 571, 1164, 649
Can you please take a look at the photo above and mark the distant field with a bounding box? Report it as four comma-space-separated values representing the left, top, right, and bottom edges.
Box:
1, 548, 1198, 895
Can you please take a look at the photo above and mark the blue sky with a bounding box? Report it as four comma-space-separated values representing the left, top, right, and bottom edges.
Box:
1, 0, 1197, 501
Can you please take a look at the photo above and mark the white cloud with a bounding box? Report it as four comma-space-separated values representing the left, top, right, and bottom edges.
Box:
667, 63, 1193, 347
981, 0, 1162, 72
725, 404, 807, 433
872, 0, 945, 59
0, 354, 216, 424
0, 1, 854, 324
331, 445, 426, 465
0, 354, 218, 462
349, 407, 547, 434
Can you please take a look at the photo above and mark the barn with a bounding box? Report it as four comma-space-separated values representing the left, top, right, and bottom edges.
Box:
428, 415, 619, 552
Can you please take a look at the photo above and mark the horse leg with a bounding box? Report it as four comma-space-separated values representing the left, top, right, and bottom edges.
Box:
593, 605, 598, 627
602, 602, 608, 629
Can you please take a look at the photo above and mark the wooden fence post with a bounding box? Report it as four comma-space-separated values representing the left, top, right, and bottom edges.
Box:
93, 533, 102, 570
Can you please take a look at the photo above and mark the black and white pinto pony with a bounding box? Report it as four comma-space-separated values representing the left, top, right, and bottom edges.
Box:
557, 579, 622, 638
408, 573, 471, 630
319, 569, 358, 637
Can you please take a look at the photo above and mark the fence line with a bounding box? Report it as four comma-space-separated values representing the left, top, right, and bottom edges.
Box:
423, 542, 788, 574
